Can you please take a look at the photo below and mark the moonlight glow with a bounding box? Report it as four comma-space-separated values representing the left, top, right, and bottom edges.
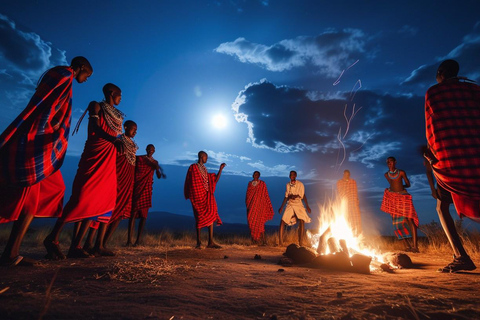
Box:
211, 114, 227, 129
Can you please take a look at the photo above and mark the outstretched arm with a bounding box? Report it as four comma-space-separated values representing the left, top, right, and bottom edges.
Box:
156, 165, 166, 179
215, 163, 226, 183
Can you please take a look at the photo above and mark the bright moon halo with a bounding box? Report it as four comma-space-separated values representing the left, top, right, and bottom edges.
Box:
211, 114, 227, 129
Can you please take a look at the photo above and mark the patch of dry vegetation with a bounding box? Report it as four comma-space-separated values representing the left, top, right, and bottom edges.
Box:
0, 222, 479, 260
94, 256, 191, 285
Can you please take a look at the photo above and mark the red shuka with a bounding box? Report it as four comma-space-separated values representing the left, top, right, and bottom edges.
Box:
61, 105, 118, 223
131, 155, 157, 217
0, 170, 65, 223
0, 66, 73, 186
336, 179, 362, 234
184, 163, 222, 228
245, 180, 274, 241
425, 79, 480, 220
380, 189, 419, 227
110, 154, 135, 222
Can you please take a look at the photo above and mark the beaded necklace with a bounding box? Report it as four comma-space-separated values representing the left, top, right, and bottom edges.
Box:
196, 163, 209, 191
119, 134, 138, 165
252, 180, 258, 187
101, 101, 124, 135
388, 169, 400, 180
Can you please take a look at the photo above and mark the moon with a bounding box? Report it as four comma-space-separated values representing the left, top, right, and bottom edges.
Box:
211, 114, 227, 129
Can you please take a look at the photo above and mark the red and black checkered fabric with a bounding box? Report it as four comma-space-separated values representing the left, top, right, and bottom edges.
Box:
380, 189, 419, 227
246, 180, 274, 241
0, 66, 74, 186
426, 79, 480, 219
111, 154, 135, 222
184, 164, 222, 228
131, 155, 156, 212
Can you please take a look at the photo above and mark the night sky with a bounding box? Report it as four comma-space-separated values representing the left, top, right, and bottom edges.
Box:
1, 1, 480, 235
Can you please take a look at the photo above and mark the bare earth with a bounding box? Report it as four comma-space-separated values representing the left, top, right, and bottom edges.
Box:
1, 245, 479, 320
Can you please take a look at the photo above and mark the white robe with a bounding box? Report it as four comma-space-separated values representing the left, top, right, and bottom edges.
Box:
281, 180, 311, 225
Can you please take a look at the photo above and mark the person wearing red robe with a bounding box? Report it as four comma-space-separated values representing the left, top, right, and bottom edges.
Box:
425, 59, 479, 272
83, 120, 138, 255
184, 151, 225, 249
43, 83, 124, 260
0, 57, 92, 267
336, 170, 362, 236
245, 171, 274, 244
127, 144, 165, 246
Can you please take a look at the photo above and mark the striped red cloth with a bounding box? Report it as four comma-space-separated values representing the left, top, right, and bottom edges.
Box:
336, 179, 362, 235
425, 79, 480, 220
184, 163, 222, 228
61, 105, 119, 223
380, 189, 419, 227
110, 153, 136, 222
246, 180, 274, 241
131, 155, 157, 213
0, 170, 65, 223
0, 66, 74, 186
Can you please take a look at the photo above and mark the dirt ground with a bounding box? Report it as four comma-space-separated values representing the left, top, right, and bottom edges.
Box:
0, 244, 479, 320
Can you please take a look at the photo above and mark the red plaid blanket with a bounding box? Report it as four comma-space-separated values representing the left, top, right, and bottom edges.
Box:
0, 66, 73, 186
380, 189, 419, 227
246, 180, 274, 241
337, 179, 362, 234
425, 79, 480, 219
111, 154, 135, 221
184, 163, 222, 228
131, 155, 156, 211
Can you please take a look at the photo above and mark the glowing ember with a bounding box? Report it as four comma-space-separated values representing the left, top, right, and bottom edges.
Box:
307, 197, 387, 271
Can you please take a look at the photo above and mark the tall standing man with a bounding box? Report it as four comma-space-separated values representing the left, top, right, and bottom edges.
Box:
278, 171, 311, 247
425, 59, 480, 272
184, 151, 225, 249
0, 57, 92, 266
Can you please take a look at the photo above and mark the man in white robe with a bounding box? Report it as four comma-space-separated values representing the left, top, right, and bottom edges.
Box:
278, 171, 311, 246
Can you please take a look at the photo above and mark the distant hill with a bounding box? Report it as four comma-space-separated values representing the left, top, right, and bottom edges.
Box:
144, 211, 278, 235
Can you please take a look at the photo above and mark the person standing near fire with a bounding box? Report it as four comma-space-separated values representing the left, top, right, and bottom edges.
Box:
336, 169, 362, 236
380, 156, 419, 253
278, 171, 311, 247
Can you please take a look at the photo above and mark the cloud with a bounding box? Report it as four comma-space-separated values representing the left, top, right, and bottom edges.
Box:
232, 79, 426, 170
215, 29, 369, 76
402, 23, 480, 88
0, 14, 67, 130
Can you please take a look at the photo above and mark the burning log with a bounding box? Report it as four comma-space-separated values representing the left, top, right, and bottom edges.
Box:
327, 237, 340, 253
316, 227, 331, 254
284, 244, 317, 264
288, 235, 374, 273
383, 252, 413, 269
350, 254, 372, 274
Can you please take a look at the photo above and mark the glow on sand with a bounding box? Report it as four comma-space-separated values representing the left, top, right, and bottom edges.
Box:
307, 197, 386, 271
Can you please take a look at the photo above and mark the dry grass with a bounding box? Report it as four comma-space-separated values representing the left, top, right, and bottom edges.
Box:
93, 255, 191, 285
0, 223, 479, 261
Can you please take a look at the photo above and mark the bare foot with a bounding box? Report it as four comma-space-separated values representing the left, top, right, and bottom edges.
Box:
44, 237, 66, 260
207, 243, 222, 249
195, 243, 202, 249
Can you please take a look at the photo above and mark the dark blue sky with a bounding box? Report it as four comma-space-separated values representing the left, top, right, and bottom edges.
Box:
1, 1, 480, 235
